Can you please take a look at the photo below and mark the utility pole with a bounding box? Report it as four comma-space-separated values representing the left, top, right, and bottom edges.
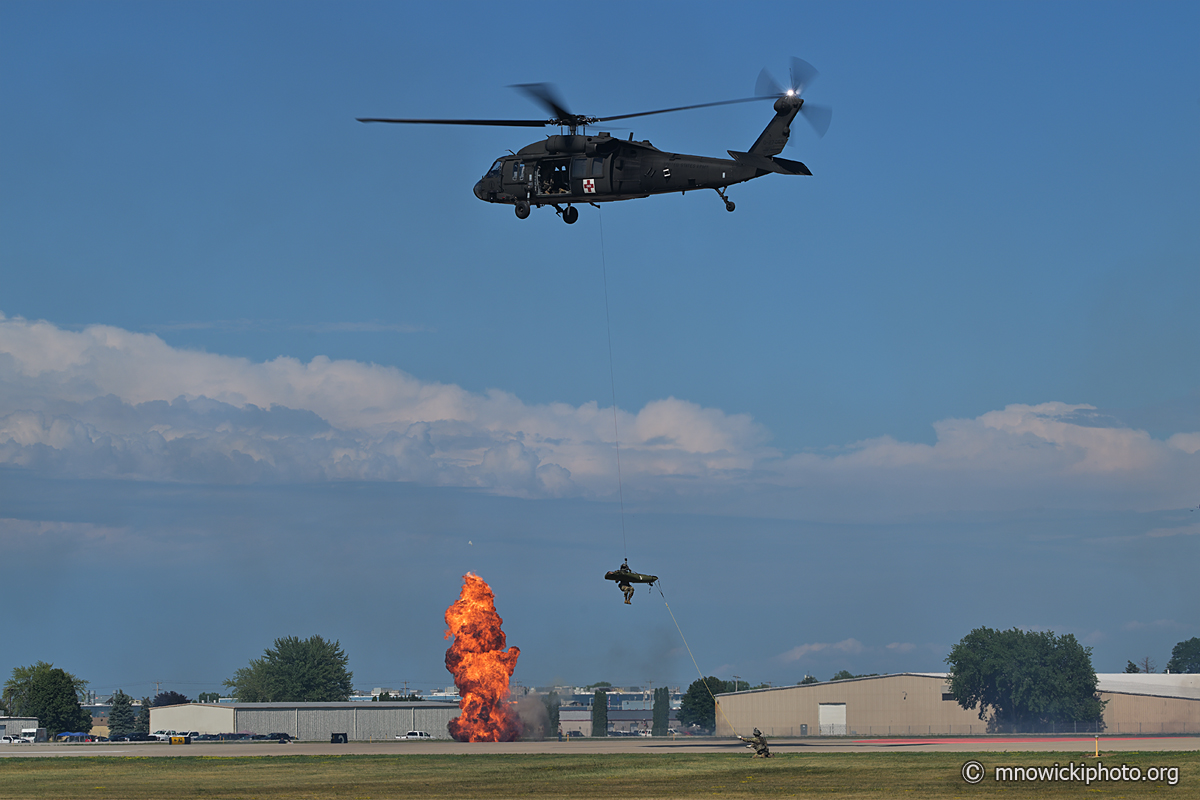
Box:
732, 675, 741, 693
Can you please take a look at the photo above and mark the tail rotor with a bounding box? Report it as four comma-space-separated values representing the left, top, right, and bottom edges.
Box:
756, 57, 833, 139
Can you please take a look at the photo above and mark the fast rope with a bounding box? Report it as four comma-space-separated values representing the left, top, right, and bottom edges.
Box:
597, 206, 627, 561
657, 580, 738, 735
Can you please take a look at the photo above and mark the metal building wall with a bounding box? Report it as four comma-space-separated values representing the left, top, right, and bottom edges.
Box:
718, 674, 1200, 736
231, 704, 459, 741
1101, 693, 1200, 734
150, 705, 236, 733
151, 703, 458, 740
716, 674, 983, 737
0, 717, 39, 736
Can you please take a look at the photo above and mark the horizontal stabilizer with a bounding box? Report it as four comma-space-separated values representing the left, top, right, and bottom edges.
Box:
727, 150, 812, 176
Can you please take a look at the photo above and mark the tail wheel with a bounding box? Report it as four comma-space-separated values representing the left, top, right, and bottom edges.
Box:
563, 206, 579, 224
725, 201, 735, 212
515, 202, 530, 220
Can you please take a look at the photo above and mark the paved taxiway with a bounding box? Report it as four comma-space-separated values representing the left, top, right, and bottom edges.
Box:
3, 736, 1198, 758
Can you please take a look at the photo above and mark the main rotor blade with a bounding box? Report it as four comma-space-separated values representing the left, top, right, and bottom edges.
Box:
597, 95, 769, 123
511, 83, 573, 121
799, 103, 833, 138
788, 57, 820, 95
755, 68, 784, 97
357, 117, 549, 127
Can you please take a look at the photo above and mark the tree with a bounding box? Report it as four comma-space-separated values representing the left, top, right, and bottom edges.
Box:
3, 663, 91, 736
1125, 660, 1141, 674
137, 697, 152, 734
1166, 638, 1200, 674
678, 677, 731, 732
591, 689, 608, 737
831, 671, 878, 681
799, 675, 820, 685
946, 627, 1105, 730
153, 691, 191, 707
543, 691, 560, 736
108, 690, 136, 738
223, 635, 353, 702
197, 692, 220, 703
651, 686, 669, 736
3, 662, 88, 718
27, 668, 92, 736
1138, 656, 1157, 674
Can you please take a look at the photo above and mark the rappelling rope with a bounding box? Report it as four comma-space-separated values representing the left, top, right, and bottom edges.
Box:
656, 580, 738, 736
597, 206, 627, 561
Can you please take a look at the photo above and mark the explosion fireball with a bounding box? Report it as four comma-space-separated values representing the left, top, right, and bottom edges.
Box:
444, 572, 522, 742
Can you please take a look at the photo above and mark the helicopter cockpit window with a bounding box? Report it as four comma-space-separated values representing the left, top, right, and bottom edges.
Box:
571, 157, 587, 179
511, 162, 526, 182
486, 160, 503, 177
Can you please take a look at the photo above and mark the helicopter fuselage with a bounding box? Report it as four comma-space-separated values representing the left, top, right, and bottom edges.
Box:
473, 133, 809, 217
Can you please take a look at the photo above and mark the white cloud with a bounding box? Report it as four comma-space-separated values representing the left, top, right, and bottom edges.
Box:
1, 313, 1197, 514
777, 638, 865, 664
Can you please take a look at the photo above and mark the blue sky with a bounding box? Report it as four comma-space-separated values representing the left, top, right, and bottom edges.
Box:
2, 1, 1198, 700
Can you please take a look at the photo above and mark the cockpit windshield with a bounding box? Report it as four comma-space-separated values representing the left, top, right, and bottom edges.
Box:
486, 159, 503, 177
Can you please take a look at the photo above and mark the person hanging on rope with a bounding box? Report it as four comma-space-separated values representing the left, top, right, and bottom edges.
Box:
737, 728, 771, 758
603, 559, 658, 605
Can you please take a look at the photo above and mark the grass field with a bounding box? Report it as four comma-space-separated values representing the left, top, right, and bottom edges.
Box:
0, 751, 1194, 799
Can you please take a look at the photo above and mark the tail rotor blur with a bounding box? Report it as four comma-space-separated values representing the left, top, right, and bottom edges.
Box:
756, 56, 833, 139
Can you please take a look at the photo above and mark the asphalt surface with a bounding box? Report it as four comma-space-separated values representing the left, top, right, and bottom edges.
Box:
3, 736, 1198, 758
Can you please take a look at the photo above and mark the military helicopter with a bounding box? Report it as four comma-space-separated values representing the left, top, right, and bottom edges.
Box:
358, 58, 831, 224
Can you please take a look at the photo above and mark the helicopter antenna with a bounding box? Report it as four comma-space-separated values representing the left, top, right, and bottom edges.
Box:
598, 207, 627, 561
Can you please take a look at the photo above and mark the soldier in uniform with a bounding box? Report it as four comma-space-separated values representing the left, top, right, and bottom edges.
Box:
616, 560, 635, 604
737, 728, 771, 758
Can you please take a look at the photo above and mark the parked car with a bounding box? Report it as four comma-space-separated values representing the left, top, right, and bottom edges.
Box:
265, 732, 293, 742
0, 735, 21, 744
397, 731, 432, 740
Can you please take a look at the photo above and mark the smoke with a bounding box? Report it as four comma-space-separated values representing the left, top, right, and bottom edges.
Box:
514, 695, 551, 741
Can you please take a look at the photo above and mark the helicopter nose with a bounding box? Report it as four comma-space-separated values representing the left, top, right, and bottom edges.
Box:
473, 180, 487, 201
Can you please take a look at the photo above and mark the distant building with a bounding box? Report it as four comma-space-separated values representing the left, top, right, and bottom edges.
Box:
715, 673, 1200, 736
0, 717, 39, 739
559, 707, 680, 737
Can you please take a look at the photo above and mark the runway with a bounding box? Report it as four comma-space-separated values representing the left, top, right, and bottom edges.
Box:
3, 735, 1198, 758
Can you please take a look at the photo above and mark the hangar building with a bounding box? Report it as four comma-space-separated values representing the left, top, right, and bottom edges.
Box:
151, 701, 459, 741
715, 673, 1200, 736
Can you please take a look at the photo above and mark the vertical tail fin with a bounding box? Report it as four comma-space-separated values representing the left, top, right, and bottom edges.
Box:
748, 96, 803, 156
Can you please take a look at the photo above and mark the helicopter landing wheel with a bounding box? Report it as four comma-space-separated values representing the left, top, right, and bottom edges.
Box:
563, 206, 579, 224
515, 201, 530, 220
725, 201, 735, 212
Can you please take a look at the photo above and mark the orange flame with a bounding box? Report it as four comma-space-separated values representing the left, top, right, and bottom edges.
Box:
444, 572, 522, 742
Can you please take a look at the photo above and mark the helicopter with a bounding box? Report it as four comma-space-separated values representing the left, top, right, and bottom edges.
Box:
358, 58, 831, 224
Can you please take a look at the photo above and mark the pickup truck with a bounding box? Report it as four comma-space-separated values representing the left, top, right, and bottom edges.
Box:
397, 731, 432, 740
